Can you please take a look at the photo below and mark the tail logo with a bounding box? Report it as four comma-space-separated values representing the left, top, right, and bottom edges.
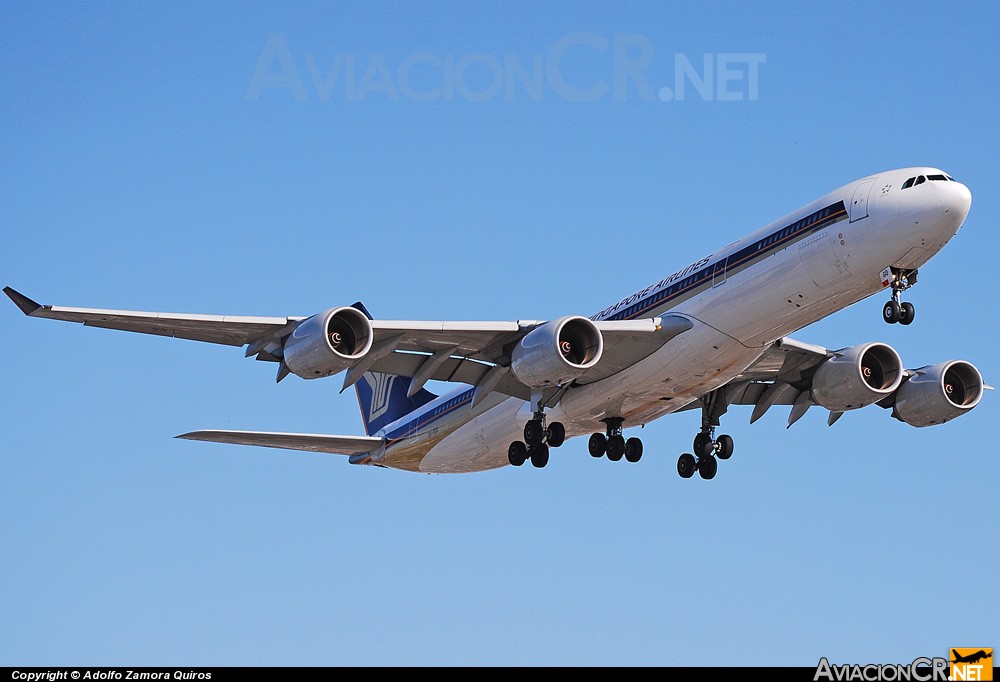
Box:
363, 372, 396, 423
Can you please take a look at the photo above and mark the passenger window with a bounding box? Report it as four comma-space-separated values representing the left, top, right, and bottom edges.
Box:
902, 177, 915, 189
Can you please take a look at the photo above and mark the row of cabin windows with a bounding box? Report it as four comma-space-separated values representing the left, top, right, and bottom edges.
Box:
902, 174, 954, 189
620, 203, 844, 317
755, 204, 839, 251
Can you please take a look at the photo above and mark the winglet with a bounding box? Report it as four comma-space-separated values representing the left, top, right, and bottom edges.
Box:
3, 287, 43, 316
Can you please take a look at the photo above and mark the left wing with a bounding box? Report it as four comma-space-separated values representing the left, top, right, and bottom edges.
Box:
683, 337, 897, 426
5, 287, 692, 400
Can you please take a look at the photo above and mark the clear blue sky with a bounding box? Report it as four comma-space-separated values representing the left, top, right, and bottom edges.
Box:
2, 1, 997, 667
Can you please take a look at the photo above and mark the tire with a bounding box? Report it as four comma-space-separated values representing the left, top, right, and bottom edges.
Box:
507, 441, 527, 466
698, 455, 718, 480
693, 432, 714, 457
547, 421, 566, 448
716, 434, 734, 460
883, 300, 901, 324
523, 419, 543, 445
677, 453, 696, 478
606, 434, 625, 461
588, 433, 607, 458
530, 443, 549, 468
899, 302, 915, 326
624, 437, 643, 463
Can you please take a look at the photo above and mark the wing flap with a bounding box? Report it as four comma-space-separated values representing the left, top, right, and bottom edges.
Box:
176, 430, 382, 456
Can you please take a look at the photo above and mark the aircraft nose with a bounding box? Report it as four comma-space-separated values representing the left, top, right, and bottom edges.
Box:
945, 180, 973, 222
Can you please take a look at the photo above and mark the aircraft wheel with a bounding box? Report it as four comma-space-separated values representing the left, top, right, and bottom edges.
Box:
883, 300, 901, 324
606, 434, 625, 461
588, 433, 607, 458
508, 441, 528, 467
677, 453, 696, 478
547, 421, 566, 447
530, 443, 549, 468
698, 455, 718, 480
716, 434, 734, 460
693, 432, 714, 457
523, 419, 544, 446
899, 302, 915, 326
624, 437, 643, 463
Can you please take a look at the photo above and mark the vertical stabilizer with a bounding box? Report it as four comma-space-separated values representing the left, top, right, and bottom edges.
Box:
354, 371, 438, 435
349, 302, 438, 435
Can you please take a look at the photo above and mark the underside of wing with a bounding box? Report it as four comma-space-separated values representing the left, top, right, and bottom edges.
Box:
175, 430, 382, 456
6, 286, 694, 404
4, 286, 296, 346
681, 336, 930, 428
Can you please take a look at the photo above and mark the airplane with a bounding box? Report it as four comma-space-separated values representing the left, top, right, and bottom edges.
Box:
4, 166, 988, 479
952, 650, 992, 665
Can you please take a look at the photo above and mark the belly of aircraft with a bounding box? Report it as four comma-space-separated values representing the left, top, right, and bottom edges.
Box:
407, 323, 767, 474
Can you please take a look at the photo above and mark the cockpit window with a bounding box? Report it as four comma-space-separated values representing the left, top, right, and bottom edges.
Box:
902, 173, 954, 189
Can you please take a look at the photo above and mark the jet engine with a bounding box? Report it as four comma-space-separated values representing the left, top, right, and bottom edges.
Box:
892, 360, 984, 427
510, 316, 603, 388
282, 306, 373, 379
811, 342, 904, 411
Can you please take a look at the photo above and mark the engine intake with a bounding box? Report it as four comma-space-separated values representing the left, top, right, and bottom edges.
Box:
893, 360, 984, 427
282, 306, 373, 379
511, 316, 603, 388
811, 342, 903, 412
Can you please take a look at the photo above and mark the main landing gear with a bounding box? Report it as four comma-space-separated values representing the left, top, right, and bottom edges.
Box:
507, 410, 566, 469
587, 418, 644, 463
883, 267, 917, 325
676, 389, 735, 480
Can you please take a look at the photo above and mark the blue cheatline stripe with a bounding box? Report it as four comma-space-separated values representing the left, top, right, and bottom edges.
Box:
385, 388, 476, 446
598, 200, 848, 322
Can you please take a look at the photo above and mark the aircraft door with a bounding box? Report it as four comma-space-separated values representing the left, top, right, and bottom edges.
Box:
849, 178, 875, 222
712, 256, 728, 286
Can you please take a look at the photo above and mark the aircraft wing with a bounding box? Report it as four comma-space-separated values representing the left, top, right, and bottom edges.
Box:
176, 430, 382, 456
5, 287, 692, 401
679, 336, 902, 427
3, 286, 299, 346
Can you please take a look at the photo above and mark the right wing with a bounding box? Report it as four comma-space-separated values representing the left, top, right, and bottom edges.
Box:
3, 286, 299, 346
176, 430, 382, 458
6, 287, 694, 402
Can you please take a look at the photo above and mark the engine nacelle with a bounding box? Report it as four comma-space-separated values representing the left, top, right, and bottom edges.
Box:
282, 306, 373, 379
892, 360, 984, 427
811, 342, 904, 411
510, 316, 603, 388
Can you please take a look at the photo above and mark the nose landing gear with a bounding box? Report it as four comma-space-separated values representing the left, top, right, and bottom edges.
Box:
883, 268, 917, 325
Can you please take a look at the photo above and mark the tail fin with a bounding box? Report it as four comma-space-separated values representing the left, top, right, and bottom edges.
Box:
355, 371, 438, 435
348, 302, 438, 436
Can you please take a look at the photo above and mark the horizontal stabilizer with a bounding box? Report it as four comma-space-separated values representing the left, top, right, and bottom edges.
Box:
176, 430, 382, 456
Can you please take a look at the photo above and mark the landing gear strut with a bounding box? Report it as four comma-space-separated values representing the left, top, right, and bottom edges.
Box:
587, 417, 643, 463
883, 268, 916, 325
676, 388, 735, 480
508, 399, 566, 470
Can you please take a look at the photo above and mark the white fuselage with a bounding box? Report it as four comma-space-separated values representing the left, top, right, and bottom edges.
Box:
370, 168, 973, 473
